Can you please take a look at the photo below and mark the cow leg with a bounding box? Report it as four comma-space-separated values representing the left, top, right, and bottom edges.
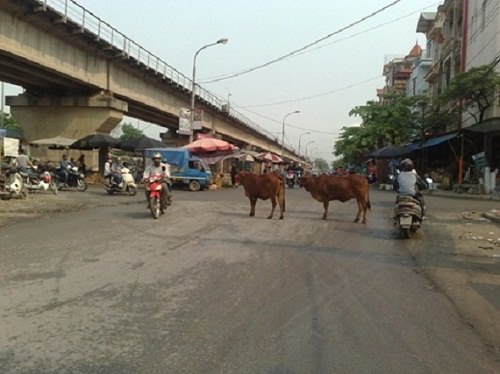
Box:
354, 198, 362, 223
322, 201, 329, 220
249, 197, 257, 217
354, 198, 368, 223
361, 199, 368, 223
278, 196, 284, 220
267, 196, 276, 219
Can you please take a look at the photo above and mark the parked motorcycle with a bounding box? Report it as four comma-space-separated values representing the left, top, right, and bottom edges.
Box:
22, 168, 58, 195
145, 175, 166, 219
104, 166, 137, 196
1, 168, 27, 200
57, 166, 88, 191
394, 195, 423, 239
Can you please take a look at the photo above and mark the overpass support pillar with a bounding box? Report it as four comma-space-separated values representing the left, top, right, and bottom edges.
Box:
6, 93, 128, 141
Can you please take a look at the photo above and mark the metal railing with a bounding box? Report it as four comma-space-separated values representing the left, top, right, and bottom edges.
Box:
33, 0, 290, 152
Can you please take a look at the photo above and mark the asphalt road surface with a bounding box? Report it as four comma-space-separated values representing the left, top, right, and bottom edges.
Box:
1, 186, 499, 373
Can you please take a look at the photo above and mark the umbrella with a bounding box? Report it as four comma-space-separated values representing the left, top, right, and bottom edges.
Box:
70, 133, 120, 150
119, 135, 165, 152
235, 153, 255, 162
255, 152, 283, 164
30, 136, 76, 148
184, 138, 237, 156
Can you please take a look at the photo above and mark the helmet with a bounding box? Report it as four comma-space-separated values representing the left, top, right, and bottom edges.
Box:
151, 153, 162, 160
400, 158, 414, 172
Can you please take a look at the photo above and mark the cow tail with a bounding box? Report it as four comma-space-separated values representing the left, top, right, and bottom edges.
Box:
367, 188, 371, 210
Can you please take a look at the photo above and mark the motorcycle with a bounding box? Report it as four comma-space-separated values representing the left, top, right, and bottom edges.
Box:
394, 195, 423, 239
367, 172, 378, 184
1, 168, 27, 200
145, 174, 166, 219
104, 167, 137, 196
286, 170, 295, 188
22, 167, 58, 195
57, 166, 88, 191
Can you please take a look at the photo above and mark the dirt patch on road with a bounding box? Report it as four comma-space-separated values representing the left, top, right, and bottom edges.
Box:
0, 187, 101, 228
421, 210, 500, 353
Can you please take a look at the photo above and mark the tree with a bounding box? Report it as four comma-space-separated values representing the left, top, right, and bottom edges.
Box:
0, 112, 21, 130
439, 64, 500, 124
313, 158, 329, 171
118, 122, 144, 141
335, 94, 425, 164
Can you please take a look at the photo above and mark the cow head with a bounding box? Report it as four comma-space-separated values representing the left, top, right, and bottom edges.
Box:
237, 170, 250, 183
298, 174, 314, 189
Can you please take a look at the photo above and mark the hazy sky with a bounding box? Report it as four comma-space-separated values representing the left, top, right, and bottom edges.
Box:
4, 0, 442, 162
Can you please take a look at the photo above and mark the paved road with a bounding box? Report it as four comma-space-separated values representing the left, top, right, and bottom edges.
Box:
0, 186, 499, 373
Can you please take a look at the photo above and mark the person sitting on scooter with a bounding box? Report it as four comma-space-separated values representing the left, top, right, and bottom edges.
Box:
59, 154, 71, 186
104, 155, 113, 186
143, 153, 173, 207
393, 158, 428, 215
14, 149, 35, 174
111, 157, 124, 187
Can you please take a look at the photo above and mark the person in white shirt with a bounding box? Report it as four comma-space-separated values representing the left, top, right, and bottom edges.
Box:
142, 153, 172, 208
393, 158, 428, 214
14, 149, 34, 173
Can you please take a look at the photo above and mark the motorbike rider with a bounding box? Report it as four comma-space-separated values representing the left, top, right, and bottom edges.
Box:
393, 158, 428, 215
104, 155, 113, 186
14, 149, 35, 174
142, 153, 173, 208
59, 154, 72, 186
111, 157, 124, 187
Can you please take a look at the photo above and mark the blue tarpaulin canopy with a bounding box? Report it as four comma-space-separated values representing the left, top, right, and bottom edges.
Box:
419, 133, 458, 148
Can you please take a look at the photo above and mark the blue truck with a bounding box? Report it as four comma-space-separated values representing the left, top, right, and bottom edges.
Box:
144, 148, 213, 191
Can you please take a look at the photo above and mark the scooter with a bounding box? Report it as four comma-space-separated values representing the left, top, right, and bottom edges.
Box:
22, 168, 58, 195
145, 174, 166, 219
1, 168, 27, 200
286, 170, 295, 188
104, 167, 137, 196
394, 195, 423, 239
57, 166, 88, 191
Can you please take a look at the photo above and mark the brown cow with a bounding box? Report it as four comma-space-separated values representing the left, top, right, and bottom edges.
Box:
237, 171, 286, 219
299, 173, 371, 222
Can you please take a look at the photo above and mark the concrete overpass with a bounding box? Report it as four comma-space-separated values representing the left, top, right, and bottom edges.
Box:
0, 0, 299, 160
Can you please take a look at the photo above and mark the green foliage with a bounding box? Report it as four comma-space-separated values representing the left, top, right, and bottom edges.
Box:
313, 158, 329, 171
439, 64, 500, 123
119, 122, 144, 141
335, 94, 427, 164
0, 112, 21, 130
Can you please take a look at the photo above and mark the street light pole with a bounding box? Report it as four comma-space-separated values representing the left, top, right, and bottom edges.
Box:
189, 38, 228, 143
298, 131, 310, 159
305, 140, 314, 159
281, 110, 300, 157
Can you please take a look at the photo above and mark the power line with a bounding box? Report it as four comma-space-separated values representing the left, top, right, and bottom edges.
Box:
199, 0, 402, 84
240, 75, 382, 108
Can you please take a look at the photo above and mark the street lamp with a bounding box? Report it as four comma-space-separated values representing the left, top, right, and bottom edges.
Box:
298, 131, 310, 158
305, 140, 315, 158
189, 38, 228, 143
281, 110, 300, 156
